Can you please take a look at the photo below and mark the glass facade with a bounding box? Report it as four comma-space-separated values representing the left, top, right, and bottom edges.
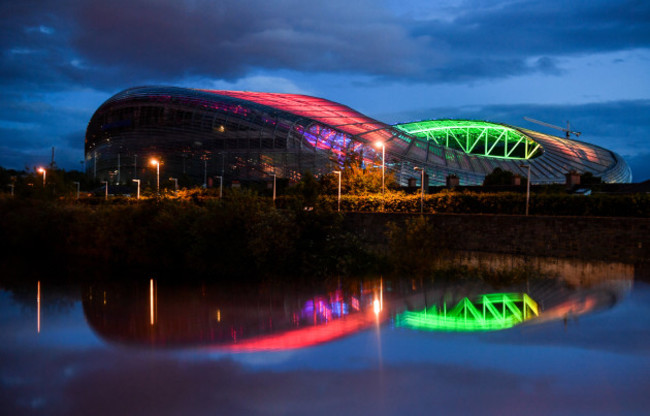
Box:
85, 86, 632, 187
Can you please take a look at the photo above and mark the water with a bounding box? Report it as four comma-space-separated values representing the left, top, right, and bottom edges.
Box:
2, 256, 650, 416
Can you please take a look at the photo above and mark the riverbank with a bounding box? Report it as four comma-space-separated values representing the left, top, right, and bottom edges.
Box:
2, 196, 648, 282
344, 212, 650, 264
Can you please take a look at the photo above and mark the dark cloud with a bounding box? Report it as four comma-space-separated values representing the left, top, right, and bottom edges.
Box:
412, 0, 650, 63
66, 0, 438, 85
2, 0, 648, 89
1, 0, 432, 90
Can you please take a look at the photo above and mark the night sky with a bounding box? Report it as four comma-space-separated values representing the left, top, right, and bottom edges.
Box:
2, 0, 649, 181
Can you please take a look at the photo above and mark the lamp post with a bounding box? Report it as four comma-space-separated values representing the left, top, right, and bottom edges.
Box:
334, 170, 342, 212
132, 179, 141, 200
216, 175, 223, 198
374, 142, 385, 195
203, 158, 207, 188
169, 177, 178, 192
8, 184, 14, 196
37, 167, 46, 187
414, 167, 425, 214
101, 180, 108, 200
520, 164, 531, 216
72, 181, 80, 200
272, 174, 277, 202
150, 159, 160, 194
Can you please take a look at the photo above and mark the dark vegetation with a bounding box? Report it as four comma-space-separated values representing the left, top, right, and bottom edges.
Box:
314, 190, 650, 217
1, 164, 648, 284
0, 190, 381, 283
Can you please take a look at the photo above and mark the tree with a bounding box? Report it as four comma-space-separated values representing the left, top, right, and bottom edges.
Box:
288, 171, 321, 207
320, 149, 397, 195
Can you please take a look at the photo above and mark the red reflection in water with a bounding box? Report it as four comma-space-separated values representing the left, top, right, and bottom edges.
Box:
82, 280, 385, 351
222, 309, 385, 352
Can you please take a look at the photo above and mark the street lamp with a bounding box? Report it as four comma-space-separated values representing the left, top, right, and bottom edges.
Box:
520, 164, 531, 216
150, 159, 160, 194
414, 167, 425, 214
333, 170, 342, 212
216, 175, 223, 198
203, 158, 208, 188
169, 177, 178, 192
272, 174, 277, 202
72, 181, 80, 200
374, 142, 385, 195
37, 167, 46, 187
132, 179, 141, 200
100, 180, 108, 200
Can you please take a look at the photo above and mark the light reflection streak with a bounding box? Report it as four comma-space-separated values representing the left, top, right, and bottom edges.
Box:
374, 281, 385, 403
150, 279, 155, 326
221, 310, 384, 352
37, 281, 40, 334
380, 278, 383, 312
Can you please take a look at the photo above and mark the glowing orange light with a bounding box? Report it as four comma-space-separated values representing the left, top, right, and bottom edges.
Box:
374, 141, 384, 149
37, 167, 46, 186
150, 279, 155, 326
37, 281, 41, 334
373, 299, 380, 315
150, 159, 159, 166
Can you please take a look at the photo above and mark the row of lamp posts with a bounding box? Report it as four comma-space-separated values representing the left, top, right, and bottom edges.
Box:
29, 150, 530, 215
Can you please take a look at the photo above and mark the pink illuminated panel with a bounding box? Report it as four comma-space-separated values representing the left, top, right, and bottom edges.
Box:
201, 90, 395, 145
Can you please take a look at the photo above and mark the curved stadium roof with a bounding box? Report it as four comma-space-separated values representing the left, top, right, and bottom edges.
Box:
86, 86, 632, 185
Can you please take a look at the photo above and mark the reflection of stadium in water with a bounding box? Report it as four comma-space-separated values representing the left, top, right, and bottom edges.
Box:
82, 280, 387, 350
82, 259, 633, 351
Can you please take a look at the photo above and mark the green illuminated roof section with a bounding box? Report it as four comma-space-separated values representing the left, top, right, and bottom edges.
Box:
394, 120, 542, 160
396, 293, 539, 332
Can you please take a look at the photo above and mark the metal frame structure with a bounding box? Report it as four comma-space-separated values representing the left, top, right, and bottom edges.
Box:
394, 120, 542, 160
85, 86, 632, 188
396, 293, 539, 332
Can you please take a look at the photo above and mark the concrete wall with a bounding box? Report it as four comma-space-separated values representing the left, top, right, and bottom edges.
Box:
343, 212, 650, 265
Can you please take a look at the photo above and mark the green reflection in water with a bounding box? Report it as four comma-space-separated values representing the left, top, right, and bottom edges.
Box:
396, 293, 539, 332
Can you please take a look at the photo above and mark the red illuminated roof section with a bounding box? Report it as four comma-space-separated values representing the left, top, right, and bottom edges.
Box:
202, 90, 400, 144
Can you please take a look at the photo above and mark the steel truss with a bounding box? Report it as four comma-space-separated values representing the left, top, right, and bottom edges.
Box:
394, 120, 542, 160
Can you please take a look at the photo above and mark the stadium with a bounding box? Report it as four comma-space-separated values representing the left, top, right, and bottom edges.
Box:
85, 86, 632, 187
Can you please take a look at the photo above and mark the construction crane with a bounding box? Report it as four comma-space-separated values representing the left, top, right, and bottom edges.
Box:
524, 117, 581, 139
